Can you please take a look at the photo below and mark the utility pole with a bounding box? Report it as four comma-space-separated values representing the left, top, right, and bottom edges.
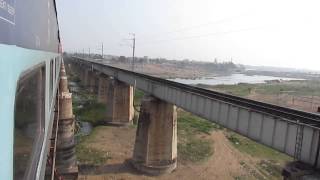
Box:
121, 33, 136, 71
82, 48, 84, 57
88, 48, 90, 57
130, 33, 136, 71
101, 43, 104, 59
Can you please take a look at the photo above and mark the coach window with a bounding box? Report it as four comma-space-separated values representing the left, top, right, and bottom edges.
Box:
14, 65, 45, 179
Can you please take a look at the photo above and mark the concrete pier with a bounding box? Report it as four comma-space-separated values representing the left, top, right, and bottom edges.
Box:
97, 74, 109, 104
105, 78, 134, 125
88, 71, 97, 93
56, 62, 78, 179
132, 95, 177, 175
79, 66, 86, 83
83, 69, 90, 86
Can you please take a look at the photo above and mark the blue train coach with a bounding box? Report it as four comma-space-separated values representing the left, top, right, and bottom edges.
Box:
0, 0, 62, 179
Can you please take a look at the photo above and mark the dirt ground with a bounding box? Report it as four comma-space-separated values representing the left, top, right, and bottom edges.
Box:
78, 126, 265, 180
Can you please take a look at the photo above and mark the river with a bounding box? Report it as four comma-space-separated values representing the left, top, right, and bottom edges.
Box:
168, 73, 304, 85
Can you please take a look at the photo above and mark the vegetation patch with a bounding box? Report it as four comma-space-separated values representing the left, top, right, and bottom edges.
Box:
226, 132, 291, 162
199, 83, 255, 97
203, 80, 320, 97
177, 110, 217, 162
199, 80, 320, 99
77, 102, 106, 126
227, 132, 291, 179
68, 73, 81, 83
256, 80, 320, 96
178, 111, 221, 134
178, 138, 213, 162
69, 76, 106, 126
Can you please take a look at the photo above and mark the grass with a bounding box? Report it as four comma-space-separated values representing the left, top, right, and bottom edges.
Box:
202, 80, 320, 98
198, 80, 320, 99
178, 138, 213, 162
76, 127, 112, 165
226, 132, 291, 162
177, 110, 218, 162
200, 83, 255, 97
178, 110, 221, 134
226, 132, 292, 179
256, 80, 320, 96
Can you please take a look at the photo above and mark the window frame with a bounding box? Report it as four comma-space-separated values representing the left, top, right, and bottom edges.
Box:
13, 62, 46, 180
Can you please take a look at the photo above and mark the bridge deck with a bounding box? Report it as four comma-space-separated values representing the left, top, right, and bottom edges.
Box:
71, 57, 320, 168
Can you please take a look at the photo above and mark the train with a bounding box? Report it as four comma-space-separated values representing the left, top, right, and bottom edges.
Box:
0, 0, 62, 179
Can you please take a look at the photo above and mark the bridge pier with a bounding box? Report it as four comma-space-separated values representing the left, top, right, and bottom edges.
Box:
132, 95, 177, 175
83, 68, 90, 87
56, 62, 78, 179
105, 78, 134, 125
85, 70, 96, 93
79, 65, 86, 83
97, 74, 109, 104
89, 71, 98, 93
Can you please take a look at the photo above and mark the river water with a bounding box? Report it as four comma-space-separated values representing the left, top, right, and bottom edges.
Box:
168, 73, 304, 85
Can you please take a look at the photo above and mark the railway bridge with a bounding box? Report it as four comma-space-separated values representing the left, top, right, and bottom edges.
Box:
63, 56, 320, 179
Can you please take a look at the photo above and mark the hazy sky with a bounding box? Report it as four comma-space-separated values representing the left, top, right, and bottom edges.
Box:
56, 0, 320, 70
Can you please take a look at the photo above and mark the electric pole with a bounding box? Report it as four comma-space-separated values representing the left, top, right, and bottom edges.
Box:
130, 33, 135, 71
88, 48, 90, 57
121, 33, 136, 71
101, 42, 104, 59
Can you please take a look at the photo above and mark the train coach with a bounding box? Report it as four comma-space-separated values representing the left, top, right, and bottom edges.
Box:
0, 0, 62, 179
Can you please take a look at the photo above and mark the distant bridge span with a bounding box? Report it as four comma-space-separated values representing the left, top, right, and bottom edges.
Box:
69, 56, 320, 171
